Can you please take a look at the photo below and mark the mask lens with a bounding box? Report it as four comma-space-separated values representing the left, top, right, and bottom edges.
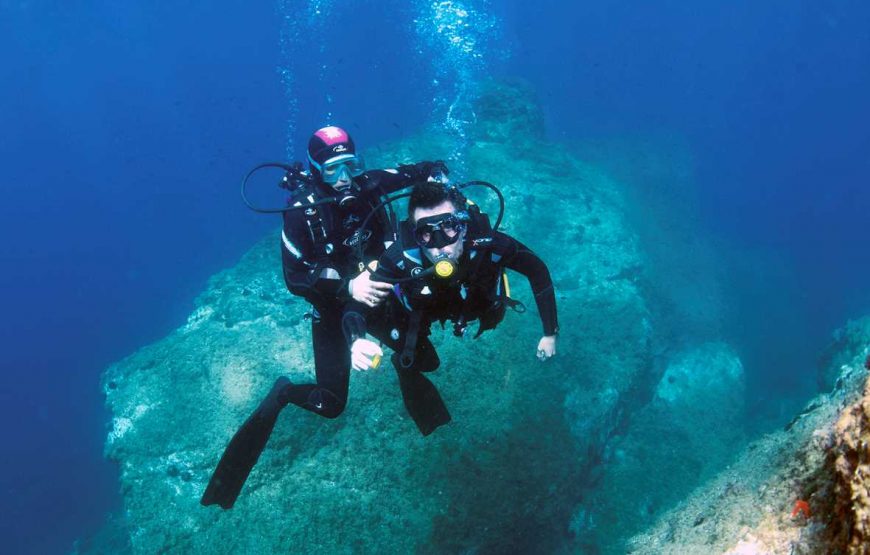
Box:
321, 163, 349, 185
414, 215, 466, 248
321, 156, 364, 184
346, 156, 365, 177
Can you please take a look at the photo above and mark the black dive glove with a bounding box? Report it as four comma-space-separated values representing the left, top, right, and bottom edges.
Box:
414, 160, 450, 182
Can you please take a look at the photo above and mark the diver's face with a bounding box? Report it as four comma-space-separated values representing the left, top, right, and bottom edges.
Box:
412, 200, 466, 263
323, 166, 353, 191
320, 156, 365, 191
332, 172, 353, 191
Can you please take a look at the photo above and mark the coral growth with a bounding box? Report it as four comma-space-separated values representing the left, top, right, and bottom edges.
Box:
829, 373, 870, 553
790, 499, 811, 519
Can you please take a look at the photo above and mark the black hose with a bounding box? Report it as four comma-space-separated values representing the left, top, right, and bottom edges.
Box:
240, 162, 337, 213
370, 266, 436, 284
459, 180, 505, 231
353, 191, 420, 283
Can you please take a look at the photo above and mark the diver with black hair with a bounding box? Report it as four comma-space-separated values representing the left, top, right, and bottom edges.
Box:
341, 180, 558, 436
201, 126, 447, 509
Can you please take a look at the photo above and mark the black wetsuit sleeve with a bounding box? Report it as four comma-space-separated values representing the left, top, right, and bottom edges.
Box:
280, 209, 351, 307
341, 300, 369, 345
499, 233, 559, 336
361, 162, 438, 196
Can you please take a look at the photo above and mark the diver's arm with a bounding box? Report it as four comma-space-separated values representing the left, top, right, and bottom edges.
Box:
280, 211, 351, 306
339, 300, 386, 371
282, 257, 350, 307
341, 300, 369, 344
500, 234, 559, 338
340, 251, 402, 346
361, 161, 448, 195
341, 270, 395, 372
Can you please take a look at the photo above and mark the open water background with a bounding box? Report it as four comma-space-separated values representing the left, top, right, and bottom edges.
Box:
1, 1, 868, 552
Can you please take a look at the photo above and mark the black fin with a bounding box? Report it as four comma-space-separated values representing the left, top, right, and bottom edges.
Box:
393, 356, 451, 436
201, 377, 290, 509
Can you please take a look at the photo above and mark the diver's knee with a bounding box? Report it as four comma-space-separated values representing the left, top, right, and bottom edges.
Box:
390, 351, 439, 373
307, 389, 346, 418
414, 349, 440, 373
320, 401, 346, 419
415, 338, 440, 372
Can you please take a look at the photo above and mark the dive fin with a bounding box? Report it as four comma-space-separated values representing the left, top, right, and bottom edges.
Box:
393, 355, 451, 436
201, 376, 290, 509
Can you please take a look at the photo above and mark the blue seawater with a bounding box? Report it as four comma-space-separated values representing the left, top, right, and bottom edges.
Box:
1, 1, 868, 553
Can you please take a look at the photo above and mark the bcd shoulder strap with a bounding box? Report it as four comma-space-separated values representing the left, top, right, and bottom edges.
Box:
289, 187, 333, 258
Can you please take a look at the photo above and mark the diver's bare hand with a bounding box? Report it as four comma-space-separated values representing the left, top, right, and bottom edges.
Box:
536, 335, 557, 361
349, 272, 392, 307
351, 338, 383, 371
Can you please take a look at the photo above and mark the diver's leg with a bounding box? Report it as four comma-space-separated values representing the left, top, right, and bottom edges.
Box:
407, 336, 440, 373
358, 312, 449, 435
276, 306, 350, 419
201, 308, 350, 508
389, 335, 451, 436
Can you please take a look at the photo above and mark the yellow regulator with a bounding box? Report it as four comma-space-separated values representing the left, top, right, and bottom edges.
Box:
434, 259, 456, 279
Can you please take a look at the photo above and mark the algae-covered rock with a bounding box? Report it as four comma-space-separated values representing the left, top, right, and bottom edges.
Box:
471, 80, 546, 144
574, 343, 746, 552
99, 82, 657, 554
626, 319, 870, 554
829, 359, 870, 554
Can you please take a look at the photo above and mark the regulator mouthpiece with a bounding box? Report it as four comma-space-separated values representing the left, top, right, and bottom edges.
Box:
434, 258, 456, 279
337, 192, 358, 207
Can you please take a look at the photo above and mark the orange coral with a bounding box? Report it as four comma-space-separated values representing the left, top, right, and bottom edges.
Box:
791, 499, 811, 519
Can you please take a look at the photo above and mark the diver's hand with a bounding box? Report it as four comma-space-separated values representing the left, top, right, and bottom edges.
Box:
349, 271, 392, 307
351, 339, 383, 371
417, 160, 449, 183
536, 335, 557, 362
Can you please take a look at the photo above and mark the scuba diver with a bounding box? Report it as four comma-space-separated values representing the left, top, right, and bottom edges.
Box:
201, 126, 447, 509
341, 180, 559, 436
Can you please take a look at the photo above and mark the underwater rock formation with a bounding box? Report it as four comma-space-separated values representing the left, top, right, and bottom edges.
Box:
574, 343, 746, 551
99, 82, 661, 554
627, 316, 870, 554
829, 346, 870, 554
819, 317, 870, 392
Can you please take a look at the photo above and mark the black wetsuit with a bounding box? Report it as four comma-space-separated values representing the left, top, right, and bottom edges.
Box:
276, 164, 437, 418
341, 213, 559, 435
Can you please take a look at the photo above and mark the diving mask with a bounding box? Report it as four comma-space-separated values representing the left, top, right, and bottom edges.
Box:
413, 212, 469, 248
320, 155, 365, 185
